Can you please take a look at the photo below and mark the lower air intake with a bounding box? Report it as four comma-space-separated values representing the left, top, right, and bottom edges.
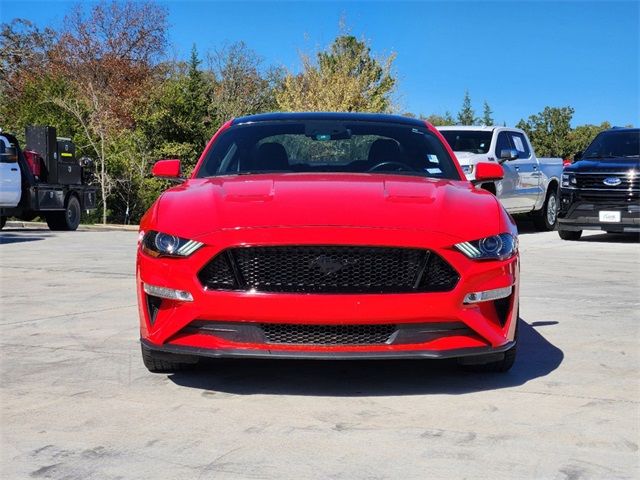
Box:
261, 323, 396, 345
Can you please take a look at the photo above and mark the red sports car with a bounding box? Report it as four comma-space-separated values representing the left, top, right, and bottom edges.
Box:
137, 113, 519, 373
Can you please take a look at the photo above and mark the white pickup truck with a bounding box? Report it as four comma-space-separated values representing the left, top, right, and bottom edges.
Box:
438, 126, 563, 231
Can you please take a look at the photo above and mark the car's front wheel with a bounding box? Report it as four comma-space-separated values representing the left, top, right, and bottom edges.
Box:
141, 343, 199, 373
459, 343, 517, 373
558, 229, 582, 241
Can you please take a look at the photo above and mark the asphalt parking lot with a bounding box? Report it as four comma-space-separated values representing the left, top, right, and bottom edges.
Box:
1, 224, 638, 479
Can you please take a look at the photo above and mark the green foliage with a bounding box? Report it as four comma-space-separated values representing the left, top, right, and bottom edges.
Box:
457, 90, 476, 125
516, 106, 575, 158
423, 112, 455, 126
481, 101, 494, 126
276, 35, 396, 112
569, 122, 611, 156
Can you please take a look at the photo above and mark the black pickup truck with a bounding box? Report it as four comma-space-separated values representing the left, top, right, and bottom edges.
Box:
557, 127, 639, 240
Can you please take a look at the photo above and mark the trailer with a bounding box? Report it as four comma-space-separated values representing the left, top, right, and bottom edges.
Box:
0, 126, 97, 231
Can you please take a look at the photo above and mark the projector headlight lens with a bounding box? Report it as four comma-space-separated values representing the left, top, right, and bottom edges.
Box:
142, 231, 203, 258
455, 233, 517, 261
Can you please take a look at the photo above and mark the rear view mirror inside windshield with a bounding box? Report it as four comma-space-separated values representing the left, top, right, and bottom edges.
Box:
304, 123, 352, 141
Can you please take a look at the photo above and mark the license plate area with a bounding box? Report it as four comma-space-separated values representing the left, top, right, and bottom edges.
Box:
599, 211, 621, 223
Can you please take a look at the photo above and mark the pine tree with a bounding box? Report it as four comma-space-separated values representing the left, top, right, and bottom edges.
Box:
481, 101, 494, 125
457, 90, 475, 125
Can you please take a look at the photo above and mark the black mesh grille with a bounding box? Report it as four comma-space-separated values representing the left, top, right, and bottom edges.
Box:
261, 323, 396, 345
575, 173, 639, 192
198, 246, 459, 293
198, 252, 237, 290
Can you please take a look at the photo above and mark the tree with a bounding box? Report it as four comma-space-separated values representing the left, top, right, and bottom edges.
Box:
276, 35, 396, 112
135, 46, 212, 174
0, 18, 56, 97
48, 1, 168, 224
424, 112, 455, 126
457, 90, 476, 125
481, 101, 494, 125
208, 41, 281, 123
516, 106, 574, 158
569, 122, 611, 158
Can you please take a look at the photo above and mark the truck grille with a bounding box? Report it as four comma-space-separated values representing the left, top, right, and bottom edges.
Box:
198, 246, 459, 294
261, 323, 396, 345
575, 172, 639, 192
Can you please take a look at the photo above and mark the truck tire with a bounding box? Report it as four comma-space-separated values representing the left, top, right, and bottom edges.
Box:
46, 195, 81, 231
531, 187, 558, 231
141, 343, 198, 373
558, 229, 582, 241
0, 216, 6, 230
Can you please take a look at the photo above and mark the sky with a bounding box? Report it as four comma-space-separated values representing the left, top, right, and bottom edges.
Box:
1, 0, 639, 127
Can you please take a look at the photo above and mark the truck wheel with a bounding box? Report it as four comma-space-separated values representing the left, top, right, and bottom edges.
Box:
141, 344, 198, 373
532, 188, 558, 231
558, 229, 582, 241
46, 195, 81, 231
0, 216, 6, 230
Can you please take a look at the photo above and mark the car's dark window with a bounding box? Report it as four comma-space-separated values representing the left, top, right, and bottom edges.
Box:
440, 130, 493, 154
196, 121, 461, 180
583, 130, 640, 158
494, 132, 511, 158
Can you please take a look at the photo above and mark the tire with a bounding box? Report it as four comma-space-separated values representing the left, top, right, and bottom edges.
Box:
460, 343, 517, 373
558, 229, 582, 241
46, 195, 81, 231
141, 343, 198, 373
532, 187, 558, 231
0, 216, 6, 230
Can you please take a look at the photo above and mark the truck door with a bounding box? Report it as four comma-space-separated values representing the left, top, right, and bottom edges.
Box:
493, 131, 521, 211
0, 137, 22, 208
506, 131, 541, 211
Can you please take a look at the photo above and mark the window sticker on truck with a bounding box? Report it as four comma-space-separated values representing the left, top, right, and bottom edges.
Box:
511, 135, 525, 153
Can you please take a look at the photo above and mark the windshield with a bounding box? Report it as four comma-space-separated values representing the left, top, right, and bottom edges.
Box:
196, 121, 461, 180
583, 130, 640, 158
440, 130, 493, 154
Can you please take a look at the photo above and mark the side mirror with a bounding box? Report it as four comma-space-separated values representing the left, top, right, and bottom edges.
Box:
472, 162, 504, 185
499, 149, 518, 162
152, 159, 184, 183
573, 151, 583, 162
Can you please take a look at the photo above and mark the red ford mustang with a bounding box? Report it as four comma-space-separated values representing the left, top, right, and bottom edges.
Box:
137, 113, 519, 373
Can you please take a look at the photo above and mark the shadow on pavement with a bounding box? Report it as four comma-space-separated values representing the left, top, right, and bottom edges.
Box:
0, 231, 52, 244
579, 232, 640, 243
169, 319, 564, 396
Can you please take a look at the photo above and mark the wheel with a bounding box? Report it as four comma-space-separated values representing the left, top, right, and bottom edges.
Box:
558, 229, 582, 241
532, 187, 558, 231
459, 343, 517, 373
46, 195, 81, 231
459, 313, 518, 373
0, 216, 6, 230
141, 343, 198, 373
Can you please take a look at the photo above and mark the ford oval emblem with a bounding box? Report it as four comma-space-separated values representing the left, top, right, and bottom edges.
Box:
603, 177, 622, 186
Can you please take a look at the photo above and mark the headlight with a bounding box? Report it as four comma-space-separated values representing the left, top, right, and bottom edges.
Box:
455, 233, 518, 261
461, 164, 474, 175
141, 231, 203, 258
561, 172, 577, 188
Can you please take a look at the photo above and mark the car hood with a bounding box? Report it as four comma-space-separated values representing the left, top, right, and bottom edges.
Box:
451, 151, 485, 165
152, 173, 503, 241
566, 157, 640, 172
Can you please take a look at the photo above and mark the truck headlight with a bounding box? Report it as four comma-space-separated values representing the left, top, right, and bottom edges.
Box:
455, 233, 518, 261
561, 172, 577, 188
461, 164, 474, 175
141, 231, 203, 258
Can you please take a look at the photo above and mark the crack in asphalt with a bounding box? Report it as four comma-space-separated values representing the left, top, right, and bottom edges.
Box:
0, 305, 137, 326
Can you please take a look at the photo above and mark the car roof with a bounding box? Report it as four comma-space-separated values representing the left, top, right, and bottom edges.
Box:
605, 127, 639, 133
232, 112, 428, 128
436, 125, 497, 131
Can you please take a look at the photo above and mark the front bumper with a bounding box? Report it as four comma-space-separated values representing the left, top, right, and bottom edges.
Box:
558, 188, 640, 232
136, 227, 519, 359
